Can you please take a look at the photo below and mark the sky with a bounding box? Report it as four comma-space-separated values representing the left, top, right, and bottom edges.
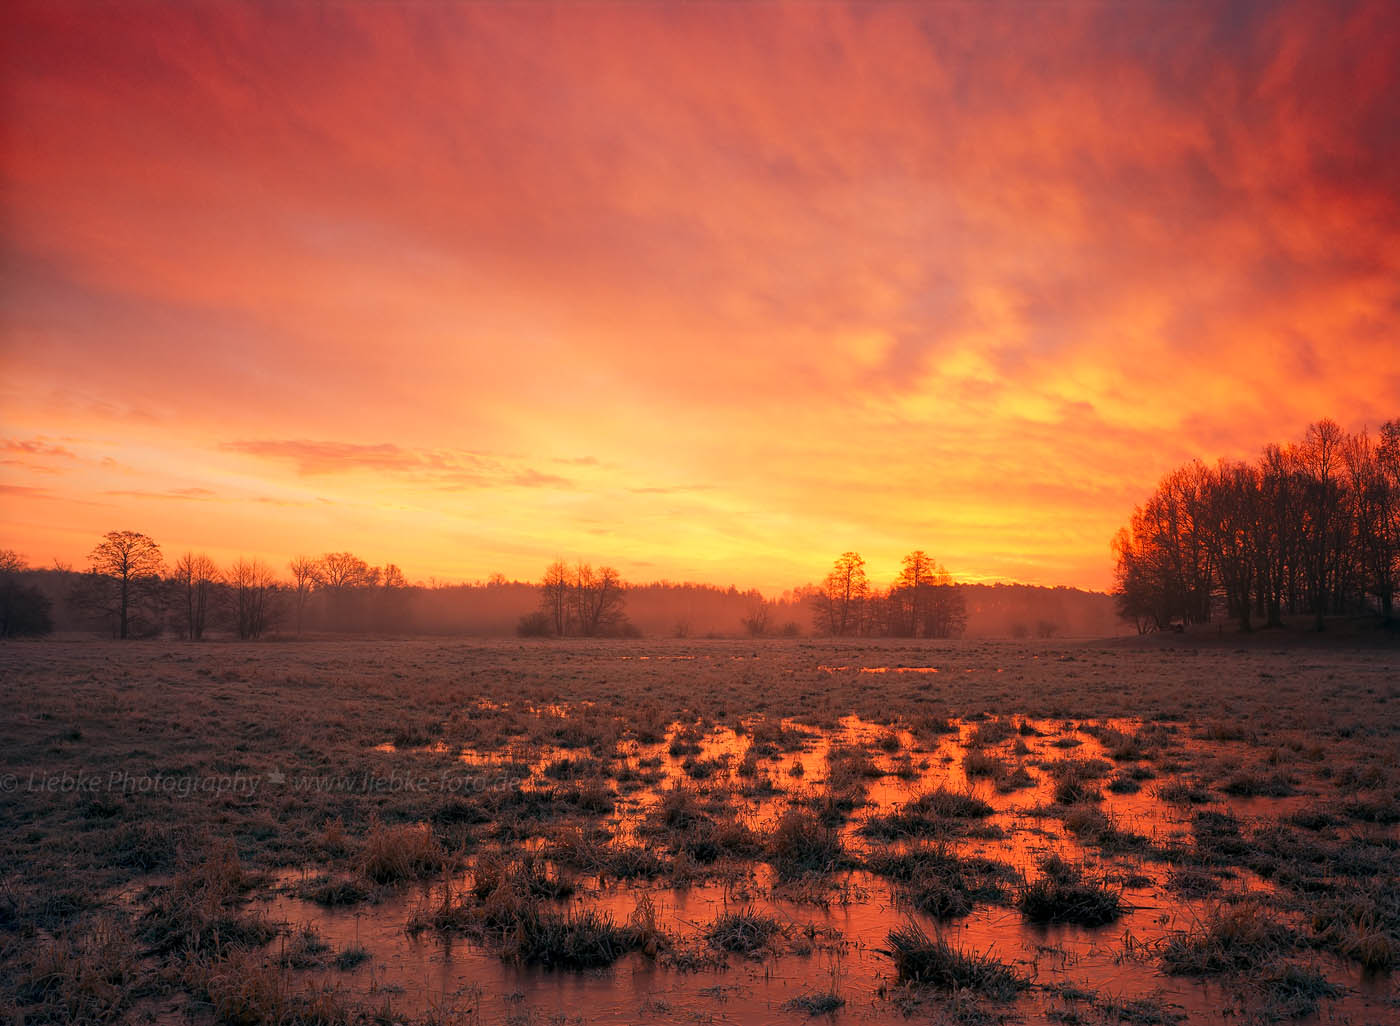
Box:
2, 1, 1398, 594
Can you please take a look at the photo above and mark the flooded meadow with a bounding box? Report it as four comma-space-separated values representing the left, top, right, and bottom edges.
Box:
1, 638, 1396, 1025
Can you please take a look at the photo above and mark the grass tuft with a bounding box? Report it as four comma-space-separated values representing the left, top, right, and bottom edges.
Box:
706, 907, 784, 954
771, 808, 845, 879
359, 820, 447, 885
1016, 857, 1123, 926
884, 921, 1027, 998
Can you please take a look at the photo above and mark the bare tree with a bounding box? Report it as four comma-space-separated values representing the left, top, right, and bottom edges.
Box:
741, 601, 771, 637
572, 563, 626, 636
540, 559, 571, 636
926, 574, 968, 638
1300, 419, 1345, 630
288, 555, 318, 635
1378, 420, 1400, 621
317, 551, 374, 591
85, 530, 164, 638
173, 552, 219, 640
1205, 461, 1260, 632
887, 551, 966, 638
315, 551, 376, 630
1347, 426, 1399, 622
377, 563, 410, 630
816, 552, 868, 636
893, 550, 937, 636
1257, 443, 1303, 628
227, 557, 280, 639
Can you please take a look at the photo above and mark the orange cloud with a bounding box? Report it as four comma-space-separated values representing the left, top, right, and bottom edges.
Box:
2, 1, 1398, 591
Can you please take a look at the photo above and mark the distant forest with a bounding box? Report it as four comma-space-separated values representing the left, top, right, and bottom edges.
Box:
0, 540, 1123, 641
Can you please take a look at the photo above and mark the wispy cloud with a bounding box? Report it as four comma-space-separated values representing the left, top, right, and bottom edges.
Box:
2, 438, 78, 460
222, 440, 571, 492
103, 487, 217, 501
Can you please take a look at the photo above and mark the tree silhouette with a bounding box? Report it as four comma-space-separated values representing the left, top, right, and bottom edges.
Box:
893, 550, 937, 636
741, 600, 772, 637
228, 557, 280, 639
533, 561, 628, 636
85, 530, 164, 638
317, 552, 375, 591
288, 556, 318, 635
1113, 418, 1400, 632
572, 563, 626, 636
818, 552, 868, 636
540, 560, 571, 636
173, 552, 219, 640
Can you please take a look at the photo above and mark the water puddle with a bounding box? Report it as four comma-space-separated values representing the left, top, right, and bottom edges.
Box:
279, 710, 1398, 1022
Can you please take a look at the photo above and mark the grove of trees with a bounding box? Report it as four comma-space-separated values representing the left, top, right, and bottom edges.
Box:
1113, 418, 1400, 632
524, 561, 631, 637
812, 550, 968, 638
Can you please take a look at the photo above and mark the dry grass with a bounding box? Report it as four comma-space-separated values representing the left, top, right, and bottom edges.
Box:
867, 843, 1016, 919
13, 915, 140, 1023
961, 749, 1010, 780
359, 820, 449, 885
1160, 901, 1294, 975
140, 844, 275, 958
1309, 884, 1399, 970
502, 907, 644, 969
195, 948, 355, 1026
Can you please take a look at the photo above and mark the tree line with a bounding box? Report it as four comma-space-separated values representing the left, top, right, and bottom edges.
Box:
3, 533, 1119, 641
1113, 418, 1400, 632
19, 533, 417, 640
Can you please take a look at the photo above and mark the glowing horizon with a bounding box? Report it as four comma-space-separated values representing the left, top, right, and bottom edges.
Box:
3, 2, 1398, 595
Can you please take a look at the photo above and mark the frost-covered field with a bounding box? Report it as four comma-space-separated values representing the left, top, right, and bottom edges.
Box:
2, 637, 1397, 1025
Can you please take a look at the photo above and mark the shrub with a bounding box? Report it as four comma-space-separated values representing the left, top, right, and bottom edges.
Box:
516, 611, 552, 637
